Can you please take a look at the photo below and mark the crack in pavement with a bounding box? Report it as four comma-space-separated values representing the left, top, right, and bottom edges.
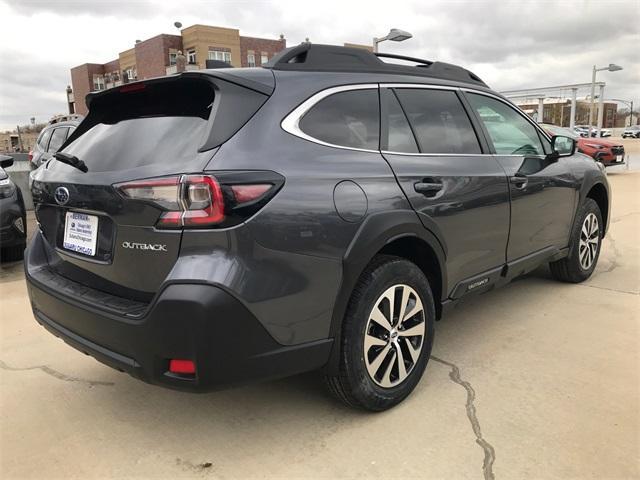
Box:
431, 356, 496, 480
0, 359, 114, 387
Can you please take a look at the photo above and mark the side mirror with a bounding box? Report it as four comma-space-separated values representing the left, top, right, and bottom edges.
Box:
551, 135, 575, 157
0, 154, 14, 169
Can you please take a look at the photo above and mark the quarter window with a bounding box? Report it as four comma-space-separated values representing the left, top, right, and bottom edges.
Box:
298, 89, 379, 150
467, 94, 544, 156
37, 129, 53, 149
394, 89, 481, 154
47, 127, 69, 153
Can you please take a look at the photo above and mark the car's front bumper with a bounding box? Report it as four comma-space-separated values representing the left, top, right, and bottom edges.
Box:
25, 234, 332, 392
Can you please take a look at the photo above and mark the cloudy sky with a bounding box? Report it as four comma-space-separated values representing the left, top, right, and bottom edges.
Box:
0, 0, 638, 130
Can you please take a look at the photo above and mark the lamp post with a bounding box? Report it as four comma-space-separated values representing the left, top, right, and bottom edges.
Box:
589, 63, 622, 136
373, 28, 412, 53
607, 98, 634, 127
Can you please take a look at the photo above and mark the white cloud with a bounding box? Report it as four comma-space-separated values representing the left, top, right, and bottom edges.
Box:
0, 0, 638, 130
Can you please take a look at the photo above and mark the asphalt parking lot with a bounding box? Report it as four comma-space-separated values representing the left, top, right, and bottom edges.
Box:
1, 149, 639, 479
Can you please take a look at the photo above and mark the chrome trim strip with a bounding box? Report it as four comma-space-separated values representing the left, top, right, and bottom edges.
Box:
381, 83, 460, 91
280, 81, 552, 154
381, 150, 492, 157
281, 83, 380, 153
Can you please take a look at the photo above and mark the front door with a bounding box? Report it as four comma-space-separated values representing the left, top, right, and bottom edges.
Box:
463, 92, 577, 262
380, 86, 511, 296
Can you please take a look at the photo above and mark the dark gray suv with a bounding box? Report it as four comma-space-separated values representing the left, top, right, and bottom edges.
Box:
25, 45, 609, 410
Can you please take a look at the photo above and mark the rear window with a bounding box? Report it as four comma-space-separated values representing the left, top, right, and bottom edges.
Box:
63, 79, 215, 172
299, 89, 379, 150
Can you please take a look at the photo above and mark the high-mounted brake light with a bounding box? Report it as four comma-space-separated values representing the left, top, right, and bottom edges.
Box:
119, 83, 146, 93
115, 173, 282, 229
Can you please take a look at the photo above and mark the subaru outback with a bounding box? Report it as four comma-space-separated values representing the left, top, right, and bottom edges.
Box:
25, 44, 610, 411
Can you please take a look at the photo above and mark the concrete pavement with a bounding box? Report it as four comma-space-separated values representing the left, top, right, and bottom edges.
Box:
0, 172, 638, 479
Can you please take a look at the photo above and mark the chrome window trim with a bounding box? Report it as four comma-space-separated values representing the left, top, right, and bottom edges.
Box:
280, 82, 551, 155
280, 83, 380, 154
382, 151, 492, 157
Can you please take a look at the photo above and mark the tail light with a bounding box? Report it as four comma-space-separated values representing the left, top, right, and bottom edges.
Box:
28, 151, 33, 162
115, 172, 283, 229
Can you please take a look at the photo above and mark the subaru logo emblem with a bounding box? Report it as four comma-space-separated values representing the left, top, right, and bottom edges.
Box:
54, 186, 70, 205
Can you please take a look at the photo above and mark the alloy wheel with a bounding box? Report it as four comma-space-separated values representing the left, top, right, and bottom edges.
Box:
579, 212, 599, 270
363, 284, 426, 388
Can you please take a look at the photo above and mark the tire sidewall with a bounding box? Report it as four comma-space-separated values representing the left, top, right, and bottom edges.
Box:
342, 258, 435, 410
569, 198, 603, 280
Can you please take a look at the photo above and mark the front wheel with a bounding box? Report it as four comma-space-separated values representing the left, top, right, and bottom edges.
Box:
325, 255, 435, 411
550, 198, 602, 283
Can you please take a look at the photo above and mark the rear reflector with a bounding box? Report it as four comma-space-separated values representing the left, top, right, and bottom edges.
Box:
169, 359, 196, 375
231, 184, 272, 203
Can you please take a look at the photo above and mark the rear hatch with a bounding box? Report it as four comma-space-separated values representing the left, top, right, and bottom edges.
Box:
30, 72, 272, 300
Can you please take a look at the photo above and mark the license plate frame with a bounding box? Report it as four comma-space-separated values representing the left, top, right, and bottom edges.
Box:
62, 211, 99, 257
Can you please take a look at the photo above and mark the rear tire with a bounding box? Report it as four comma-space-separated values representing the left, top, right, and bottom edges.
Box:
549, 198, 602, 283
0, 242, 25, 263
325, 255, 435, 411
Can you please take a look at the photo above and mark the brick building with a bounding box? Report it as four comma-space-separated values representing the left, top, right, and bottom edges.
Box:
68, 24, 287, 115
514, 98, 618, 128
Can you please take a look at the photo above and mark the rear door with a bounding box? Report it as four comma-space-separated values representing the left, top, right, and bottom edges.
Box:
380, 86, 510, 296
463, 92, 577, 262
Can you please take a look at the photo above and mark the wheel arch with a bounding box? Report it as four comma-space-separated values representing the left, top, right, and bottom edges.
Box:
323, 210, 447, 374
585, 181, 609, 237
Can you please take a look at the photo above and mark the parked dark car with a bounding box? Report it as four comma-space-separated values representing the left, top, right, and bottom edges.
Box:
30, 116, 82, 170
0, 155, 27, 262
25, 45, 610, 410
622, 125, 640, 138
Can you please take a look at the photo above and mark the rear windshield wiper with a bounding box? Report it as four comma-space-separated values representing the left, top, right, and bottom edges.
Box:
53, 152, 88, 173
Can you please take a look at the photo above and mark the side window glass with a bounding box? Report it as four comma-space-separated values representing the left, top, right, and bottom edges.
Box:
66, 127, 76, 140
38, 129, 53, 149
467, 94, 544, 155
394, 89, 481, 154
47, 128, 68, 153
299, 89, 379, 150
385, 90, 418, 153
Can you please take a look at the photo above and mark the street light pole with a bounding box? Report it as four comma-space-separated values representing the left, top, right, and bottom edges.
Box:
589, 63, 623, 136
373, 28, 412, 53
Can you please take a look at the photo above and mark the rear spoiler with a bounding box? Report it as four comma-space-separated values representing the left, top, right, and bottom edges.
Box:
63, 71, 274, 153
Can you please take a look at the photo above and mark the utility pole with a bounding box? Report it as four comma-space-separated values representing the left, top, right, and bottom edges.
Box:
16, 125, 24, 152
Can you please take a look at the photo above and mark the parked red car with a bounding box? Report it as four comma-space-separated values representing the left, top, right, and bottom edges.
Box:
541, 124, 625, 167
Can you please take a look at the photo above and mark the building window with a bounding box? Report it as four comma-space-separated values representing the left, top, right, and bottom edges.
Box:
187, 49, 196, 64
92, 75, 105, 91
261, 53, 268, 64
124, 67, 136, 83
208, 49, 231, 63
247, 53, 256, 67
169, 52, 177, 65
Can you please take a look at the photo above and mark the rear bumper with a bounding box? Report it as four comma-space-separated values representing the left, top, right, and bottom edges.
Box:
25, 239, 332, 392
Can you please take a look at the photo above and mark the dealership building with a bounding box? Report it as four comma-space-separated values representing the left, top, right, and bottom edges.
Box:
67, 24, 287, 116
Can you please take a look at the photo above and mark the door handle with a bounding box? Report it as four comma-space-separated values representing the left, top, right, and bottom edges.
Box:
509, 174, 528, 188
414, 180, 443, 196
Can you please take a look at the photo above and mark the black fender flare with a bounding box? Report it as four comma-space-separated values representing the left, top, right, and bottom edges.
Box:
578, 172, 610, 236
323, 209, 447, 374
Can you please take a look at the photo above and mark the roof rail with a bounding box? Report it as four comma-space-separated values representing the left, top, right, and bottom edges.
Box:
263, 43, 486, 87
